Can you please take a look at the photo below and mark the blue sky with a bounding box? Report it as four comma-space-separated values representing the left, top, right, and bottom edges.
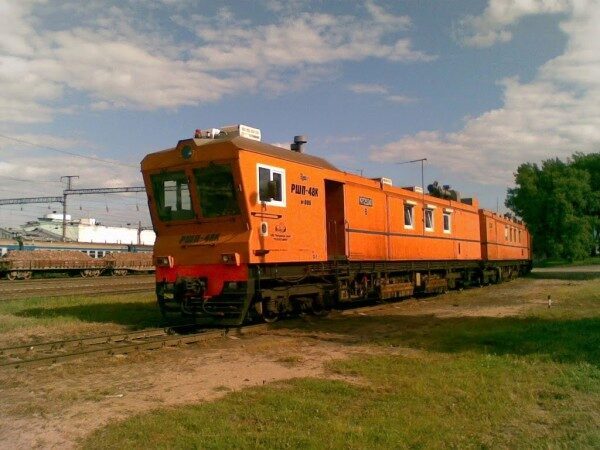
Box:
1, 0, 598, 229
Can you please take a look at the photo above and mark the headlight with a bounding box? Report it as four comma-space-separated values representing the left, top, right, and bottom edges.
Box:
155, 256, 174, 268
221, 253, 240, 266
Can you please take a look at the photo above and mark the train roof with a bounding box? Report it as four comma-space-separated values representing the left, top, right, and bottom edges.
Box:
141, 135, 339, 172
229, 136, 339, 171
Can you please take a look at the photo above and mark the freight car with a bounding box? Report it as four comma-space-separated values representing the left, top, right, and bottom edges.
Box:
141, 125, 532, 325
0, 238, 152, 258
0, 240, 154, 280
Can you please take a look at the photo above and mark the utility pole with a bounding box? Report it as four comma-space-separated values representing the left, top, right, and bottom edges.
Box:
60, 175, 79, 241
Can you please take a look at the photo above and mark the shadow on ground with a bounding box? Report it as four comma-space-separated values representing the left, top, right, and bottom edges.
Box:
15, 302, 176, 329
528, 271, 600, 281
279, 314, 600, 366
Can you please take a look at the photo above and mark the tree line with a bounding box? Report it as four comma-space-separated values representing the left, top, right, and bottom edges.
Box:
506, 152, 599, 261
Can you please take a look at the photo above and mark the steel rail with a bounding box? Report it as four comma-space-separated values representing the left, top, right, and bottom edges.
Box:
0, 328, 170, 357
0, 298, 416, 369
0, 323, 269, 369
1, 287, 154, 301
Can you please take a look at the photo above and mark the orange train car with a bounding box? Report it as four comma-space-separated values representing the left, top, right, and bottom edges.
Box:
479, 210, 531, 273
141, 125, 532, 325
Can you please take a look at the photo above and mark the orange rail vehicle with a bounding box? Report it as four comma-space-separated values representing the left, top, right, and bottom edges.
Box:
141, 125, 532, 325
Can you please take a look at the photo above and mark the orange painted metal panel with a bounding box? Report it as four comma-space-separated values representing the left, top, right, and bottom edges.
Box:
479, 210, 531, 260
142, 135, 532, 271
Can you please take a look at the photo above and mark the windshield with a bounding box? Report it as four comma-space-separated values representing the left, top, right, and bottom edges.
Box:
194, 164, 241, 218
151, 171, 195, 221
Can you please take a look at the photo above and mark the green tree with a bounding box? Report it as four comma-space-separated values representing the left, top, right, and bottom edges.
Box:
506, 154, 598, 261
571, 153, 600, 254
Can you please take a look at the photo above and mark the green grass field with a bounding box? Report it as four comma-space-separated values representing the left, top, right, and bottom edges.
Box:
534, 256, 600, 268
0, 292, 162, 343
81, 277, 600, 449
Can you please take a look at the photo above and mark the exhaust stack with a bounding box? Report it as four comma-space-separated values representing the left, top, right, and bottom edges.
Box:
290, 135, 307, 153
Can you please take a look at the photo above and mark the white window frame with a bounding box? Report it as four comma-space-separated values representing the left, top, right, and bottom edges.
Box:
256, 163, 286, 207
443, 212, 451, 234
403, 202, 415, 229
425, 208, 434, 232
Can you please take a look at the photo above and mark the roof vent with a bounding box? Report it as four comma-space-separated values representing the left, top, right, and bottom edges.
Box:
291, 135, 307, 153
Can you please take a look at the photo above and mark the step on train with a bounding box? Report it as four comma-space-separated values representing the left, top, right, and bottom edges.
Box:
141, 125, 531, 325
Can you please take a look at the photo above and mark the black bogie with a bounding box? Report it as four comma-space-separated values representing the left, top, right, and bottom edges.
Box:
157, 259, 532, 326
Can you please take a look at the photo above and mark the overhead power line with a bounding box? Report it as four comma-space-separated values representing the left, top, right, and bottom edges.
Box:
0, 133, 138, 168
0, 181, 147, 241
3, 176, 61, 183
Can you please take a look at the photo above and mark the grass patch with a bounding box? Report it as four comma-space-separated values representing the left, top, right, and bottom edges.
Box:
534, 256, 600, 268
528, 271, 600, 281
285, 315, 600, 365
276, 355, 304, 366
83, 278, 600, 448
0, 292, 164, 337
84, 355, 600, 449
280, 279, 600, 365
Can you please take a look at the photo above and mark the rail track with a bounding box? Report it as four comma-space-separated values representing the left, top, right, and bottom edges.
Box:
0, 274, 155, 300
0, 299, 401, 369
0, 323, 270, 369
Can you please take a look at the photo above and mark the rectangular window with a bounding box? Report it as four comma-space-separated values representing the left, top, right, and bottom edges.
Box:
194, 164, 241, 218
443, 212, 451, 233
505, 225, 509, 241
404, 204, 414, 229
518, 230, 522, 243
257, 164, 286, 207
151, 171, 195, 221
425, 209, 434, 231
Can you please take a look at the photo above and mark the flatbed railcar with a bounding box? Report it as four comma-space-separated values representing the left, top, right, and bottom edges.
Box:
0, 238, 152, 258
0, 239, 154, 280
141, 125, 532, 325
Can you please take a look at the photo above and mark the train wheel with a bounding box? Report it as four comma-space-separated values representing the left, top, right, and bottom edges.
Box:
21, 271, 32, 280
310, 295, 329, 317
262, 299, 279, 323
7, 271, 18, 281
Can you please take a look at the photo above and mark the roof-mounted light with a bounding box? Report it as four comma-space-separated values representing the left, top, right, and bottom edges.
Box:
193, 124, 262, 142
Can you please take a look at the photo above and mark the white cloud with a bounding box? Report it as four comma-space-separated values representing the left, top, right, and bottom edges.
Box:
387, 95, 415, 104
371, 1, 600, 186
0, 0, 433, 123
456, 0, 572, 47
348, 84, 389, 95
186, 9, 433, 71
347, 83, 416, 104
0, 132, 140, 193
0, 138, 144, 227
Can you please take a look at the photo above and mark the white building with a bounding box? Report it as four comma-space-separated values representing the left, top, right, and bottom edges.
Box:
22, 213, 156, 245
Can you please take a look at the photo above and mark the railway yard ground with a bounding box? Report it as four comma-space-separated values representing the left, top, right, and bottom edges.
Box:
0, 269, 598, 449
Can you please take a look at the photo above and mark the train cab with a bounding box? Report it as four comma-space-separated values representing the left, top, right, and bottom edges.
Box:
141, 125, 338, 324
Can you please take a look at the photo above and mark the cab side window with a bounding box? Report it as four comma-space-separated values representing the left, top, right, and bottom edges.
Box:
257, 164, 286, 207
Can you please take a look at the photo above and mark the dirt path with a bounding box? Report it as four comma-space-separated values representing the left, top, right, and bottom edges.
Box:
0, 277, 592, 449
0, 331, 371, 449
